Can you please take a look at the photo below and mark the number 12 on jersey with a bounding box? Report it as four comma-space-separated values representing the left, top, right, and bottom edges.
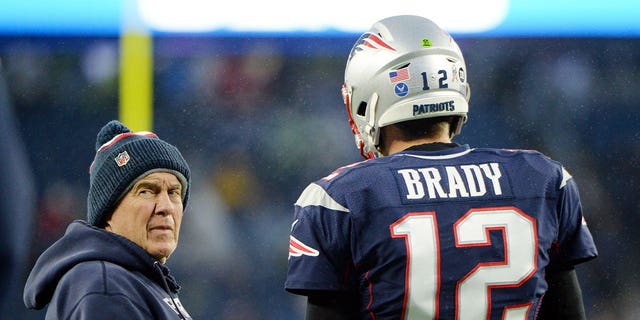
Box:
390, 207, 538, 320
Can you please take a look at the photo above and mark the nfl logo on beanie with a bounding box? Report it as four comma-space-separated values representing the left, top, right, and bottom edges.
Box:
87, 120, 191, 227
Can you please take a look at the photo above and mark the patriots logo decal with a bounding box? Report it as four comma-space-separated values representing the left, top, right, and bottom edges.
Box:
289, 235, 319, 259
349, 32, 396, 60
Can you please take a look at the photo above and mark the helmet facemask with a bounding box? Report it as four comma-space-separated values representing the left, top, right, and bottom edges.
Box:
341, 84, 379, 159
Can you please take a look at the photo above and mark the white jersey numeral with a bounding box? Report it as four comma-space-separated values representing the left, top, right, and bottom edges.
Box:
391, 212, 441, 319
390, 207, 537, 320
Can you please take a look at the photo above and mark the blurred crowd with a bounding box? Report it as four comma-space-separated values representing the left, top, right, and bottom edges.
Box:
0, 35, 638, 319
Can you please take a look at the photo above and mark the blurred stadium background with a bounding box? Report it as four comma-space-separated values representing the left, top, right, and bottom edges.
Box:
1, 1, 638, 319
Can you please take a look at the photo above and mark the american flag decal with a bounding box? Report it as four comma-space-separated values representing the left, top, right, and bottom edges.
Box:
389, 67, 410, 83
289, 236, 319, 258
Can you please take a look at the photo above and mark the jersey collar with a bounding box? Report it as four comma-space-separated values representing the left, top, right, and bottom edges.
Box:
405, 142, 462, 152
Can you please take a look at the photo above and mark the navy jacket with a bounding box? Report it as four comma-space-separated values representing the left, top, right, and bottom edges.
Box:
24, 220, 192, 319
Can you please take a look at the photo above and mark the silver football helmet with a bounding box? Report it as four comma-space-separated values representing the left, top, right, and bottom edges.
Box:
342, 15, 471, 159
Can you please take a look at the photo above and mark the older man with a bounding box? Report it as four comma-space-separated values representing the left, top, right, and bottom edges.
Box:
24, 120, 192, 319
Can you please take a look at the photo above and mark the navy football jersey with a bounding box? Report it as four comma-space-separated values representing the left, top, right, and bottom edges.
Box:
285, 144, 597, 320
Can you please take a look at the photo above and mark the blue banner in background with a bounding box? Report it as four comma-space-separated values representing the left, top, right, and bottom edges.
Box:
0, 0, 638, 37
489, 0, 640, 37
0, 0, 121, 35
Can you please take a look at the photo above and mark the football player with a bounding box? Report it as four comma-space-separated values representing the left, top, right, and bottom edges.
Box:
285, 15, 598, 320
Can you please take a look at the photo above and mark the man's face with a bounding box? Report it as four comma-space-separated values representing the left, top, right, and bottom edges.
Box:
105, 171, 184, 263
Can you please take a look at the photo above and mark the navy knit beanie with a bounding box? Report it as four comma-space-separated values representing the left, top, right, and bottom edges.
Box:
87, 120, 191, 227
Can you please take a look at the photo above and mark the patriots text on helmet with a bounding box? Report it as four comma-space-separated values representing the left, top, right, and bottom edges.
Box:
413, 100, 455, 116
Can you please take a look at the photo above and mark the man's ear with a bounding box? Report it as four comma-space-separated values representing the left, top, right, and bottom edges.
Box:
102, 216, 113, 231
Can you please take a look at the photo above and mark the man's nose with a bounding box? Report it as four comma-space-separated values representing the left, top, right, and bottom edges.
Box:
154, 191, 177, 216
